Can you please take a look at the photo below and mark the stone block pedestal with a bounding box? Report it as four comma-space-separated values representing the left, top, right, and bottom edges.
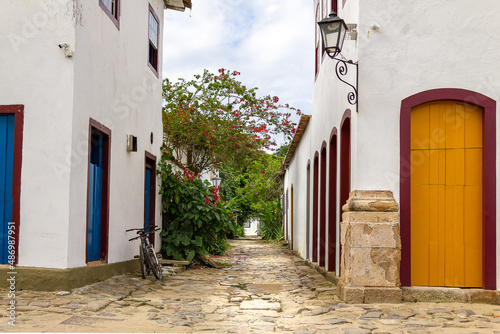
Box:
338, 190, 402, 303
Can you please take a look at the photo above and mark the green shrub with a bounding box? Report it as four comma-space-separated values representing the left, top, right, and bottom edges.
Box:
256, 200, 283, 241
158, 156, 237, 261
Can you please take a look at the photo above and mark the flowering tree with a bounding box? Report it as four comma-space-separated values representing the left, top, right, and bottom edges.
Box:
162, 69, 300, 174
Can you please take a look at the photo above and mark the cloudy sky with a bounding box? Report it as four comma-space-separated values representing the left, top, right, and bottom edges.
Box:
162, 1, 314, 118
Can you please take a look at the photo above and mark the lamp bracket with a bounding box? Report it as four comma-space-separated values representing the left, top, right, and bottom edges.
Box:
326, 54, 358, 112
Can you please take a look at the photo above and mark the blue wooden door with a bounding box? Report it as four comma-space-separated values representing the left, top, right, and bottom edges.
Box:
144, 168, 151, 232
87, 134, 103, 262
0, 115, 14, 264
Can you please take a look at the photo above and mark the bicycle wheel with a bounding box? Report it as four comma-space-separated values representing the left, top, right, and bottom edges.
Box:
147, 246, 163, 280
139, 244, 147, 279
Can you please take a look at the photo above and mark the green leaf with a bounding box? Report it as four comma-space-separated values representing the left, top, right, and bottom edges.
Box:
181, 235, 190, 246
186, 250, 196, 261
192, 236, 203, 247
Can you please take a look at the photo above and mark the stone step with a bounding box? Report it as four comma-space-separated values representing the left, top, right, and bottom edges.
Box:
161, 266, 182, 275
158, 259, 191, 266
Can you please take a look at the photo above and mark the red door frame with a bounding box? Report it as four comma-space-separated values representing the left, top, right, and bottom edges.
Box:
339, 110, 351, 274
145, 151, 156, 246
312, 153, 319, 263
0, 105, 23, 265
291, 184, 295, 249
307, 161, 311, 260
86, 118, 111, 263
319, 143, 327, 267
285, 189, 288, 242
340, 110, 351, 209
400, 88, 496, 289
328, 128, 338, 272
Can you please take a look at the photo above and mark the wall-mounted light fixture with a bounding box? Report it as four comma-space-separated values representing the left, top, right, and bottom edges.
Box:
317, 12, 358, 112
58, 43, 73, 58
126, 134, 137, 152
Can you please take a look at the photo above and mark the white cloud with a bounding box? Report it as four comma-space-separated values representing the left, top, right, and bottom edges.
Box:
163, 0, 314, 118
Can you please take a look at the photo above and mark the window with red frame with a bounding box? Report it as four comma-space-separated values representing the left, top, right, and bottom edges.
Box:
148, 5, 160, 76
99, 0, 119, 28
331, 0, 338, 13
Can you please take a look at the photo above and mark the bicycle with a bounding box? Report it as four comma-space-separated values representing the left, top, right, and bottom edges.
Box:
126, 225, 163, 280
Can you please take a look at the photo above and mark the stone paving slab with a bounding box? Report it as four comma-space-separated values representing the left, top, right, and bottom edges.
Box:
2, 238, 500, 333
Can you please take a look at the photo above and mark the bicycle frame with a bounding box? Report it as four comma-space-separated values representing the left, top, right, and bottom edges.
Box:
126, 225, 163, 280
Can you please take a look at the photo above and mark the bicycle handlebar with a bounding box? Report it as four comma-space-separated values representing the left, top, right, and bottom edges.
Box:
125, 225, 158, 233
126, 226, 161, 241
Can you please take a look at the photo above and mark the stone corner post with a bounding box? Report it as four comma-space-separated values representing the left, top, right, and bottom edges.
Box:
338, 190, 402, 303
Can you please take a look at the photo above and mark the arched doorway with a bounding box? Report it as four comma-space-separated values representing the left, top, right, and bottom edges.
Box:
312, 153, 319, 263
400, 89, 496, 289
306, 161, 311, 260
291, 184, 294, 250
340, 112, 351, 210
339, 111, 351, 275
319, 143, 327, 267
328, 129, 338, 272
285, 189, 288, 242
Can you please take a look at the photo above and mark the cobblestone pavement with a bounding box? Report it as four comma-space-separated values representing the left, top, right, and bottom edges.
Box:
2, 238, 500, 333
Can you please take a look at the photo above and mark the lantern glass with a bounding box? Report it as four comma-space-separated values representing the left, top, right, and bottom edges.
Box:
318, 12, 348, 57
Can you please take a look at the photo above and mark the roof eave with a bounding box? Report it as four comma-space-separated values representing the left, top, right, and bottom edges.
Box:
163, 0, 188, 11
278, 114, 311, 175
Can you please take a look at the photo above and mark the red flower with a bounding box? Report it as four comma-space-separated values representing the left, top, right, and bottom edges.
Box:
203, 131, 208, 135
235, 142, 239, 146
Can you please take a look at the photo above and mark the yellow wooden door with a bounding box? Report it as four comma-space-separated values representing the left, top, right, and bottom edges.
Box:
410, 101, 483, 287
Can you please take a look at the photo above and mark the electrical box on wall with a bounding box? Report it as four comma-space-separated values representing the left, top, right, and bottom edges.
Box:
126, 135, 137, 152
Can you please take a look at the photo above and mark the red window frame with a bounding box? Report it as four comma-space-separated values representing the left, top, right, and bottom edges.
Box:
99, 0, 120, 29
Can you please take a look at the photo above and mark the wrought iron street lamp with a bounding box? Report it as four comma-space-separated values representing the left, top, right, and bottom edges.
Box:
317, 12, 358, 112
211, 176, 222, 187
317, 12, 348, 59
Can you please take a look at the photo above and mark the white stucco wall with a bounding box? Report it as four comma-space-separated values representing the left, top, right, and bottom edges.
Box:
0, 0, 167, 269
355, 0, 500, 288
243, 218, 260, 236
356, 0, 500, 201
283, 123, 312, 260
0, 1, 77, 268
283, 0, 360, 274
286, 0, 500, 285
68, 0, 165, 268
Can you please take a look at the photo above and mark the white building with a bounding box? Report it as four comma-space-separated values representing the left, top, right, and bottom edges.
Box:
0, 0, 189, 290
244, 218, 260, 236
283, 0, 500, 302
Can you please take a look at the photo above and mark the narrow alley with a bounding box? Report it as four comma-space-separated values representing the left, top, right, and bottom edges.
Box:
3, 238, 500, 333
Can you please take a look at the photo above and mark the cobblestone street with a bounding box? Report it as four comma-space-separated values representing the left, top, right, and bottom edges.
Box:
2, 238, 500, 333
